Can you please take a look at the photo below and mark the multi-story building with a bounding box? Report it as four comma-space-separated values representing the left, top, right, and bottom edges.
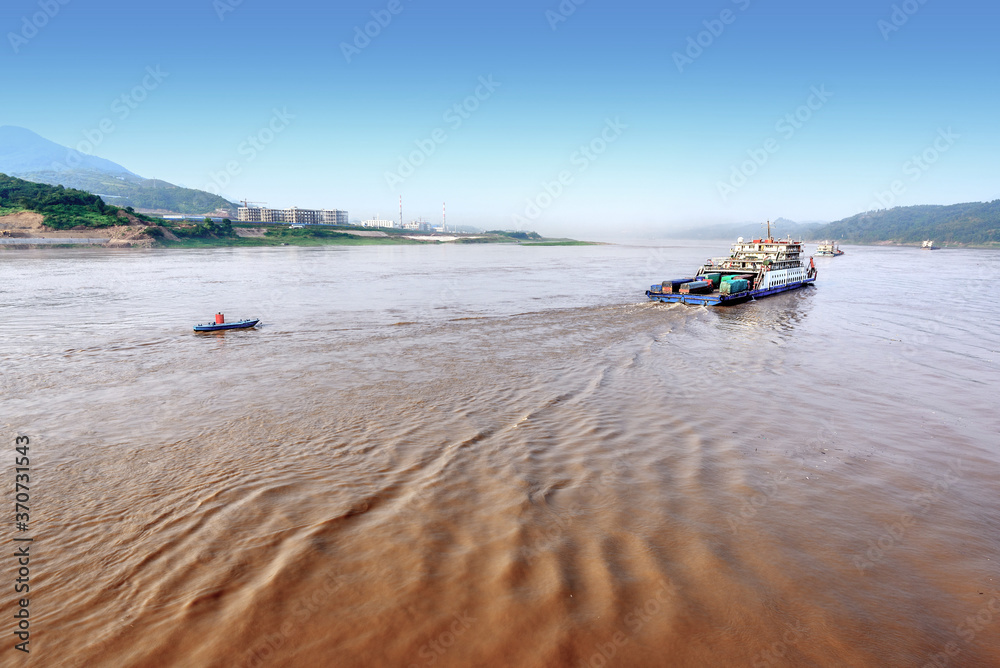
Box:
320, 209, 349, 226
360, 216, 396, 229
237, 206, 349, 226
403, 220, 432, 232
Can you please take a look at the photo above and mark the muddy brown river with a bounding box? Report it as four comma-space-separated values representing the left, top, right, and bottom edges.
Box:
1, 242, 998, 667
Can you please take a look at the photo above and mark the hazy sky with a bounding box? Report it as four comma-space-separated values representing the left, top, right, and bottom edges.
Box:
2, 0, 997, 233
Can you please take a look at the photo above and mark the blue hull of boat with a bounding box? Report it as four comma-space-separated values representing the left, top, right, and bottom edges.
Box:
193, 319, 260, 332
646, 279, 815, 306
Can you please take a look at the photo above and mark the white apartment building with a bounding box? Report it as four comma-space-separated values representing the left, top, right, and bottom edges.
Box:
360, 216, 397, 229
237, 206, 348, 226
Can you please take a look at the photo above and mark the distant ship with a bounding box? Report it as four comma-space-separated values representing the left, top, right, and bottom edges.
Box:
815, 240, 844, 256
646, 221, 817, 306
922, 240, 937, 250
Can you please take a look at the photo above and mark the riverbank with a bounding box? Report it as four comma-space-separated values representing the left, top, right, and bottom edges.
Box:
0, 215, 598, 249
156, 233, 426, 248
155, 227, 598, 248
851, 239, 1000, 250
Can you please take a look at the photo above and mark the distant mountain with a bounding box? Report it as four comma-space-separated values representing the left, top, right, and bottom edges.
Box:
668, 217, 825, 241
13, 169, 237, 216
0, 125, 137, 176
0, 126, 237, 215
809, 201, 1000, 245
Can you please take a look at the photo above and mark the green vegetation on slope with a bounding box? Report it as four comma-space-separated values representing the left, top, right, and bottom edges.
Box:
16, 169, 237, 215
520, 240, 595, 246
157, 235, 424, 248
486, 230, 543, 240
155, 225, 585, 248
0, 177, 587, 249
156, 224, 424, 248
0, 173, 127, 228
0, 205, 26, 216
810, 201, 1000, 246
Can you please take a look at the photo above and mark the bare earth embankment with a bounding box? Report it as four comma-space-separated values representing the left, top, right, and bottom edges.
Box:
0, 211, 156, 247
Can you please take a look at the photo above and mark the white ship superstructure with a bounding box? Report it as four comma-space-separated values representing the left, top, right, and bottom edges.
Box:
706, 236, 811, 289
646, 221, 818, 306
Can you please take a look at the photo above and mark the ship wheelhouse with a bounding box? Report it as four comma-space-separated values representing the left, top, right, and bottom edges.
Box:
699, 235, 812, 289
645, 222, 818, 306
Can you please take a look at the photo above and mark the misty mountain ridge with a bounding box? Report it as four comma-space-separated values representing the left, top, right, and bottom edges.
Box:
669, 200, 999, 246
0, 126, 235, 215
0, 125, 137, 176
669, 217, 825, 241
810, 201, 1000, 245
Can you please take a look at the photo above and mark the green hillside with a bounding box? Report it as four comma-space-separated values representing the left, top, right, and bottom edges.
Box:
17, 169, 237, 215
0, 173, 136, 228
811, 201, 1000, 246
0, 127, 238, 215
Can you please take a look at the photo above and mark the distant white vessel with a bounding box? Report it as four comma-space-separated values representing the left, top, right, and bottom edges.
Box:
922, 240, 936, 250
815, 241, 844, 256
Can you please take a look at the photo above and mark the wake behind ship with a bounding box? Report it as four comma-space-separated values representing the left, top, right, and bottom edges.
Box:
647, 229, 817, 306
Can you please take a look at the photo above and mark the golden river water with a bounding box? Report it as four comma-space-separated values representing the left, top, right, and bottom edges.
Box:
1, 242, 998, 667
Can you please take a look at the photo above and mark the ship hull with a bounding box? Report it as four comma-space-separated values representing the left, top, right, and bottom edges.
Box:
646, 278, 815, 306
193, 319, 260, 332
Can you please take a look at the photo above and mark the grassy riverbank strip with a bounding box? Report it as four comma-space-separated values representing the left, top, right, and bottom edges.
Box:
154, 225, 597, 248
157, 230, 424, 248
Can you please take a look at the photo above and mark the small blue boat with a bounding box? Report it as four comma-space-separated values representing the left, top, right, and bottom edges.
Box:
193, 316, 260, 332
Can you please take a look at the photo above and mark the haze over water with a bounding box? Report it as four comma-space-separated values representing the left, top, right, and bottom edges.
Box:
2, 243, 999, 667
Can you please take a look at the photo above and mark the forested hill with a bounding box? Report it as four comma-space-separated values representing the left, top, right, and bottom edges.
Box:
0, 126, 237, 215
16, 169, 237, 215
810, 201, 1000, 246
0, 173, 134, 228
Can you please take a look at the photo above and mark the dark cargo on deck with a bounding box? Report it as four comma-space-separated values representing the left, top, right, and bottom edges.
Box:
661, 278, 696, 293
679, 280, 713, 294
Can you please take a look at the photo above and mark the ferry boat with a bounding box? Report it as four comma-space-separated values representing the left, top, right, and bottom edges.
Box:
921, 240, 936, 250
815, 240, 844, 256
646, 223, 817, 306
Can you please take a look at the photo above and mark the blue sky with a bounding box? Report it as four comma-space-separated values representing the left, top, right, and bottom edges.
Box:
1, 0, 998, 233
